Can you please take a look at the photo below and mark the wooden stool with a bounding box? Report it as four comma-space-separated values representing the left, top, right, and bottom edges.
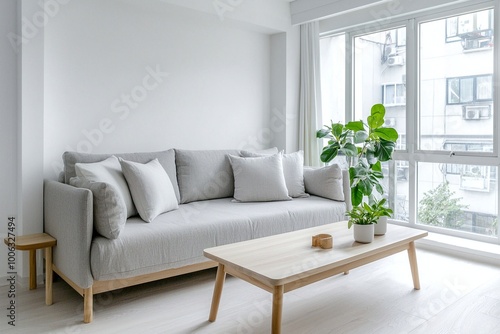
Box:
3, 233, 57, 305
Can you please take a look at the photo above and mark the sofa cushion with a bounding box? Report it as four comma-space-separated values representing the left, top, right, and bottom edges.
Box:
69, 177, 126, 239
303, 164, 345, 201
241, 150, 308, 198
90, 196, 346, 281
62, 149, 180, 202
75, 156, 136, 218
228, 153, 291, 202
175, 149, 240, 204
120, 158, 178, 223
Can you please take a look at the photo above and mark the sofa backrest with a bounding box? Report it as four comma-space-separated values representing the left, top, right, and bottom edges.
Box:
62, 149, 180, 202
175, 149, 240, 204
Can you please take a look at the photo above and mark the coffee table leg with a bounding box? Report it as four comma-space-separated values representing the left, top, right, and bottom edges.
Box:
209, 264, 226, 322
407, 241, 421, 290
272, 285, 284, 334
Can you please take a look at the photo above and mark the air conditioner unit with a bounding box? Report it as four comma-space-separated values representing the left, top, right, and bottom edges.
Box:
463, 105, 490, 120
465, 108, 480, 120
385, 118, 396, 127
387, 55, 404, 66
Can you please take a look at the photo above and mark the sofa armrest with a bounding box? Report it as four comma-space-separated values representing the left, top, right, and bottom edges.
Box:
44, 180, 94, 289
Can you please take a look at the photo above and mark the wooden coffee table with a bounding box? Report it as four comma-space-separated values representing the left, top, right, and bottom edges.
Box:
204, 221, 427, 334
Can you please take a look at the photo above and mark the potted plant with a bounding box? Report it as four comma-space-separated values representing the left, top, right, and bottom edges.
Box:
317, 104, 399, 240
346, 199, 393, 243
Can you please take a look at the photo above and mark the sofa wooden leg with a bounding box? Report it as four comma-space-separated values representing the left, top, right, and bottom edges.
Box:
83, 287, 93, 323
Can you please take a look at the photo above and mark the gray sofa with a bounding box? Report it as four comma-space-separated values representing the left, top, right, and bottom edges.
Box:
43, 148, 350, 323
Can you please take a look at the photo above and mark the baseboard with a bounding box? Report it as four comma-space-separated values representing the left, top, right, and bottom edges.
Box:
0, 274, 43, 288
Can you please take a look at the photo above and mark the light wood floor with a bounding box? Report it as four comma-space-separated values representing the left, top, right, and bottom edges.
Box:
1, 248, 499, 334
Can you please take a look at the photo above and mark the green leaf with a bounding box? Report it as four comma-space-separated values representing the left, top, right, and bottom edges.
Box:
375, 182, 384, 195
365, 148, 377, 165
371, 104, 386, 119
367, 114, 384, 130
316, 128, 332, 139
372, 128, 399, 142
354, 130, 368, 144
332, 123, 344, 138
371, 161, 382, 172
341, 143, 358, 157
345, 121, 365, 132
374, 138, 396, 162
367, 104, 385, 129
358, 178, 373, 196
351, 186, 363, 207
320, 145, 339, 163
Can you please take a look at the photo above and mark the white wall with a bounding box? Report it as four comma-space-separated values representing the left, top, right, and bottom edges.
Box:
44, 0, 289, 179
2, 0, 297, 282
0, 0, 18, 281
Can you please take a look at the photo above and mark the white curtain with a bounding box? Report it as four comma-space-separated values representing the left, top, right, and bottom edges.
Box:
299, 21, 322, 167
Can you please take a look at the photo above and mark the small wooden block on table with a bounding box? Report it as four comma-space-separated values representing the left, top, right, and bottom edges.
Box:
4, 233, 57, 305
204, 222, 427, 334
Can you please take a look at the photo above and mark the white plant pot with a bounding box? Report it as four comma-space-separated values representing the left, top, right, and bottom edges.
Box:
374, 216, 388, 236
353, 224, 374, 243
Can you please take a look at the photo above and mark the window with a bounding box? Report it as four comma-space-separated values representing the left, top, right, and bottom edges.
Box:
382, 83, 406, 106
420, 9, 494, 153
445, 9, 494, 50
447, 75, 493, 104
319, 4, 499, 244
418, 162, 497, 236
354, 27, 406, 149
417, 8, 497, 238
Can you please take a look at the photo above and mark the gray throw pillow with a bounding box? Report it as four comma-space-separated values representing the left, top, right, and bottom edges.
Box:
62, 149, 180, 202
228, 153, 291, 202
75, 156, 137, 218
241, 150, 308, 198
175, 149, 240, 204
120, 158, 179, 223
303, 164, 345, 201
70, 177, 127, 239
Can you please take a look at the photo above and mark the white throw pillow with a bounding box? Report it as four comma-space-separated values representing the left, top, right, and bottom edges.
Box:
228, 153, 291, 202
240, 150, 308, 198
303, 164, 345, 201
119, 158, 179, 223
70, 177, 127, 239
75, 156, 136, 218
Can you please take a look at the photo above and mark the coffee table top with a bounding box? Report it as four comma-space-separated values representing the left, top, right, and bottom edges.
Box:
204, 221, 427, 286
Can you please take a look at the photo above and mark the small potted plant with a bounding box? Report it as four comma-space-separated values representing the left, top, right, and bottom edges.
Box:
346, 199, 393, 243
317, 104, 398, 240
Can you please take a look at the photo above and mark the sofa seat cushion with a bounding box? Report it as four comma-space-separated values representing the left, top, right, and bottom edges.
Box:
90, 196, 346, 281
